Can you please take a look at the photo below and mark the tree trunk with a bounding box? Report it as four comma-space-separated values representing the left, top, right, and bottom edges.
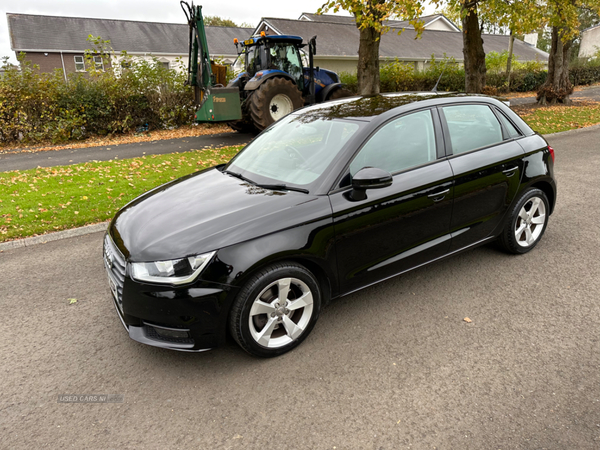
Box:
461, 2, 486, 93
536, 26, 573, 105
356, 25, 381, 95
506, 31, 514, 77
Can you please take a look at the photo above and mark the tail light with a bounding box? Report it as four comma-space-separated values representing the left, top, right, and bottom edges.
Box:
548, 145, 555, 163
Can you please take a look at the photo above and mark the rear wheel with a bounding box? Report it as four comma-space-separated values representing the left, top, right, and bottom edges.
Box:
229, 263, 321, 357
499, 188, 549, 254
248, 78, 303, 131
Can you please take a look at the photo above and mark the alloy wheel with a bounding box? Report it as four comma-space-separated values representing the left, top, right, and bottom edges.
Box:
248, 277, 314, 348
514, 196, 547, 247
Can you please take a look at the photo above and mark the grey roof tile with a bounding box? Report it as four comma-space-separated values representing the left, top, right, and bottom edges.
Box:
263, 18, 548, 62
7, 13, 252, 56
298, 13, 449, 29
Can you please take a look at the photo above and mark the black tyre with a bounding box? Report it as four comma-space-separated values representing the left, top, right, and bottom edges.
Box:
326, 87, 354, 101
227, 120, 258, 134
248, 77, 304, 131
499, 188, 550, 254
229, 263, 321, 358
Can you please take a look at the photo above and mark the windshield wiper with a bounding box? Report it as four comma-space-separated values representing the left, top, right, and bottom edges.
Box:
255, 184, 309, 194
225, 170, 308, 194
224, 170, 255, 184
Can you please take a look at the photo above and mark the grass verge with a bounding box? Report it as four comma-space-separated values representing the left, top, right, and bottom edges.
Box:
0, 146, 241, 242
2, 101, 600, 243
512, 101, 600, 134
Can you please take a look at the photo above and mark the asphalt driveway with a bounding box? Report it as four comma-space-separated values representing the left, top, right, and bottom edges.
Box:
0, 126, 599, 449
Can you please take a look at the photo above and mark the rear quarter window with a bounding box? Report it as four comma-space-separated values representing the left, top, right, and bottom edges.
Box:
495, 109, 522, 139
442, 104, 503, 155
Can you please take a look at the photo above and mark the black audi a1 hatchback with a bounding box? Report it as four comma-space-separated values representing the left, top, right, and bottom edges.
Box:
104, 93, 556, 357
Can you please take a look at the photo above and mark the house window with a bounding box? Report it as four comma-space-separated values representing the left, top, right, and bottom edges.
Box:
93, 56, 104, 71
161, 61, 169, 69
74, 55, 85, 72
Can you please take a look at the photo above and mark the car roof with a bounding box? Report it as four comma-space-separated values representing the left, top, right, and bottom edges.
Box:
292, 92, 509, 122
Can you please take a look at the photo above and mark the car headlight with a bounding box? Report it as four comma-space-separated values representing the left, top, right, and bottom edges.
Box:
130, 251, 216, 285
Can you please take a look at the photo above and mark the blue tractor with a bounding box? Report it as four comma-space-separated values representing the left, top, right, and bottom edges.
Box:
181, 2, 351, 133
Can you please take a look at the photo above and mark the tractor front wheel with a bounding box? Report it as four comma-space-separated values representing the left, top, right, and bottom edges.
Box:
327, 87, 354, 101
227, 120, 258, 134
248, 78, 303, 131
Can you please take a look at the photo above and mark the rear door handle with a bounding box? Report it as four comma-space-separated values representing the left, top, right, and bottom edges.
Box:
502, 166, 519, 177
427, 188, 450, 201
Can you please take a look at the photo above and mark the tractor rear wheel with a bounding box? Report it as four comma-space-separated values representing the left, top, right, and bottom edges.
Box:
248, 77, 303, 131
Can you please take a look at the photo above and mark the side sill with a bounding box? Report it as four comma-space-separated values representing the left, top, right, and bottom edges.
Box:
339, 235, 497, 299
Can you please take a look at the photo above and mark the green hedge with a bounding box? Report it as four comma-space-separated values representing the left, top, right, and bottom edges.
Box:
0, 52, 195, 146
340, 54, 600, 95
3, 47, 600, 147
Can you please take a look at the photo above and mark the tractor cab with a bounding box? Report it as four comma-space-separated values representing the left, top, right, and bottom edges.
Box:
237, 35, 306, 91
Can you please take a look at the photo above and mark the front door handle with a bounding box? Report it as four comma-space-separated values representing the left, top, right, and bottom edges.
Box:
502, 166, 519, 177
427, 188, 450, 202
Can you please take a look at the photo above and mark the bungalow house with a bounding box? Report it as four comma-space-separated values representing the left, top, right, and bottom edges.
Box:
579, 23, 600, 58
256, 15, 549, 73
6, 12, 548, 79
6, 13, 252, 78
297, 12, 460, 32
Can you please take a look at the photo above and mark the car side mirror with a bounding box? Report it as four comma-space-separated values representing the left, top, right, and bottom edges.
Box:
350, 167, 393, 201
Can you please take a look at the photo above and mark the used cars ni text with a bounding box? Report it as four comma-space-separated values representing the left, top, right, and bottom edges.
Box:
104, 93, 556, 357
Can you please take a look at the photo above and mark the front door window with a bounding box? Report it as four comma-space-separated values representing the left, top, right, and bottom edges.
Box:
349, 109, 437, 176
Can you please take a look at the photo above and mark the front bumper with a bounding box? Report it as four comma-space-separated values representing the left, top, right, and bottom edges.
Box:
110, 293, 212, 352
104, 234, 235, 352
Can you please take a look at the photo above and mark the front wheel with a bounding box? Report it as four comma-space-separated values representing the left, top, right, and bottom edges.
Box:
229, 263, 321, 357
499, 188, 550, 254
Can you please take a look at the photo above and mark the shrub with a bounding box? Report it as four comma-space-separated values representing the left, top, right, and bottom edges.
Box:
569, 57, 600, 86
342, 56, 466, 94
339, 53, 600, 96
0, 37, 195, 146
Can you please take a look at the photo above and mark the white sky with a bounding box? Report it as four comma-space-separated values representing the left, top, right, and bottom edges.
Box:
0, 0, 437, 64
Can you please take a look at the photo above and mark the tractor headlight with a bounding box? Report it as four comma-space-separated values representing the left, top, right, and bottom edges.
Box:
130, 251, 216, 285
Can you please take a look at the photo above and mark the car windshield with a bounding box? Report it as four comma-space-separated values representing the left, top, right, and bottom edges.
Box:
226, 115, 362, 188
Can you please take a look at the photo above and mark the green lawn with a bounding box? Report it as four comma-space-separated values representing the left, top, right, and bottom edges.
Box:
514, 102, 600, 135
0, 147, 241, 242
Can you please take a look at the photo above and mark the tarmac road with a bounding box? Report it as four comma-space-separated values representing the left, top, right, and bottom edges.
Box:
1, 126, 599, 449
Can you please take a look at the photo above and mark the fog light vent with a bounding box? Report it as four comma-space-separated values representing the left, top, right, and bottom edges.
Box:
144, 323, 194, 344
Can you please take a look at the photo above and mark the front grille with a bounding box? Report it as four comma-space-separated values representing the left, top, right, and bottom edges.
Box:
104, 234, 126, 312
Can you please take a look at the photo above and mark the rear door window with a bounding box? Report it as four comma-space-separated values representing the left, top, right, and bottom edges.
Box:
442, 104, 503, 155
